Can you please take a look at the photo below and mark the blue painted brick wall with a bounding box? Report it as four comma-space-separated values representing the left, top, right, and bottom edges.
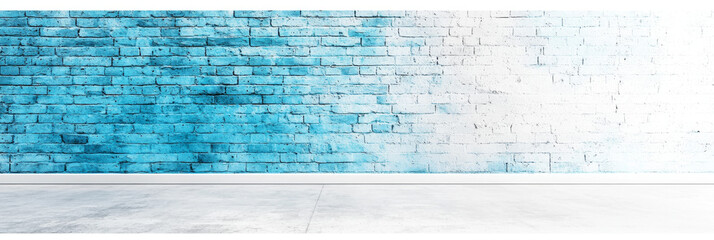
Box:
3, 11, 714, 173
0, 10, 432, 173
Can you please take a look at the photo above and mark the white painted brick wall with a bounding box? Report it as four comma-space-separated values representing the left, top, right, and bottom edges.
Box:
391, 11, 714, 172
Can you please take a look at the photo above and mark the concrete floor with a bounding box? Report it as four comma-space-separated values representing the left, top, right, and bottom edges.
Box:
1, 184, 714, 233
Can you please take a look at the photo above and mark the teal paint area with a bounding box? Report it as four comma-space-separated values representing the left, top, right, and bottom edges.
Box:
0, 10, 439, 173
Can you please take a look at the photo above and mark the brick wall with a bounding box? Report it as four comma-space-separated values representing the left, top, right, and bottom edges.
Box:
2, 11, 714, 173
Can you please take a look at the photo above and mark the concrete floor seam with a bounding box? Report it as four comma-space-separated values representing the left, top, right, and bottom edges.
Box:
305, 185, 324, 233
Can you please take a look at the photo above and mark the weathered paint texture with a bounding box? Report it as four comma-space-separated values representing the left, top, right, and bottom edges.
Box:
2, 11, 714, 173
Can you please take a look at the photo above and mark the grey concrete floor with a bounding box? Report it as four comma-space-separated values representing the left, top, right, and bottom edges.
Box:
1, 184, 714, 233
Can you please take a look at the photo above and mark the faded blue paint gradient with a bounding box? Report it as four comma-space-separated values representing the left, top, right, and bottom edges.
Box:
4, 11, 714, 173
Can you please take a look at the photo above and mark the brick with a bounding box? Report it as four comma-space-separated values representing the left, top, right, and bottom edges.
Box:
271, 18, 308, 27
61, 134, 89, 144
0, 27, 39, 36
79, 28, 110, 37
321, 37, 361, 46
250, 27, 278, 37
11, 163, 65, 173
0, 18, 28, 27
26, 11, 70, 18
27, 18, 75, 27
250, 37, 288, 46
353, 56, 394, 65
233, 11, 301, 18
0, 11, 25, 18
63, 57, 111, 66
66, 163, 121, 173
11, 154, 50, 162
40, 28, 78, 37
0, 76, 32, 85
207, 37, 249, 46
301, 11, 355, 17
